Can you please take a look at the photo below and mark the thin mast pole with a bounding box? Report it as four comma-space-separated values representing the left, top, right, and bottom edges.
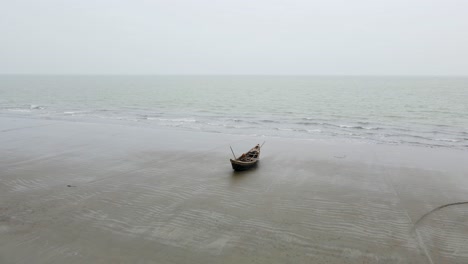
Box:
230, 146, 237, 159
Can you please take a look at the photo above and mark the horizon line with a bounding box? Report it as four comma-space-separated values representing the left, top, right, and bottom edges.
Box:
1, 73, 468, 77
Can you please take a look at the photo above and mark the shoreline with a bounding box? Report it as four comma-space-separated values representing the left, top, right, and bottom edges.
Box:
1, 116, 468, 263
2, 114, 467, 152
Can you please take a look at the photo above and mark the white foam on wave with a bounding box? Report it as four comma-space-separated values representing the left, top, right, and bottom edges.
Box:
29, 104, 45, 110
155, 118, 197, 123
338, 124, 381, 130
63, 111, 88, 115
7, 109, 31, 113
434, 138, 460, 142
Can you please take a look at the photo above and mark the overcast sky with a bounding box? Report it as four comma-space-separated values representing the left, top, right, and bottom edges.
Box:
1, 0, 467, 75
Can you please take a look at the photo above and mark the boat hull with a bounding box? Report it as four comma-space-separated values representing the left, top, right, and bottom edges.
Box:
230, 159, 258, 171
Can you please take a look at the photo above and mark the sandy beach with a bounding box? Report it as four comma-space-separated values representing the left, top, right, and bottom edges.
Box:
1, 116, 468, 263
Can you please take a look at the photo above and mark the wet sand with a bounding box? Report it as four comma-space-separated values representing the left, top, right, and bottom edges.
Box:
1, 117, 468, 264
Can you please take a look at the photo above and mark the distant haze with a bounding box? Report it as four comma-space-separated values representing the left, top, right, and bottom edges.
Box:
1, 0, 468, 75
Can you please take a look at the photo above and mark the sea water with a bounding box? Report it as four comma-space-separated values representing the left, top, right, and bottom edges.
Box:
0, 75, 467, 149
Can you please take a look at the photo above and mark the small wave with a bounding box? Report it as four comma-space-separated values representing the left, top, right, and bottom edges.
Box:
399, 141, 447, 148
4, 105, 45, 112
272, 127, 315, 133
154, 118, 197, 123
226, 118, 259, 125
259, 119, 279, 123
273, 127, 294, 131
7, 109, 31, 113
29, 104, 45, 110
246, 120, 260, 125
388, 127, 412, 132
338, 125, 381, 130
296, 121, 324, 126
137, 113, 162, 120
225, 125, 249, 129
384, 115, 403, 119
381, 134, 460, 146
434, 138, 460, 142
301, 117, 330, 122
63, 111, 89, 115
433, 124, 453, 128
364, 127, 381, 130
296, 122, 382, 131
382, 133, 431, 140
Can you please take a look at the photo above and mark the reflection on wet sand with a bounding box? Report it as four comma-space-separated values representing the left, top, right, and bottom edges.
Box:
1, 117, 468, 264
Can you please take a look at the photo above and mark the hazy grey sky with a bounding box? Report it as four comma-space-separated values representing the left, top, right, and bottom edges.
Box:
1, 0, 467, 75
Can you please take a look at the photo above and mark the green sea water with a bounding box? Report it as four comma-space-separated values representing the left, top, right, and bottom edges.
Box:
0, 75, 467, 149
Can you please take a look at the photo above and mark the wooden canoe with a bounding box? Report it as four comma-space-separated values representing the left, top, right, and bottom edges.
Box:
230, 144, 261, 171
